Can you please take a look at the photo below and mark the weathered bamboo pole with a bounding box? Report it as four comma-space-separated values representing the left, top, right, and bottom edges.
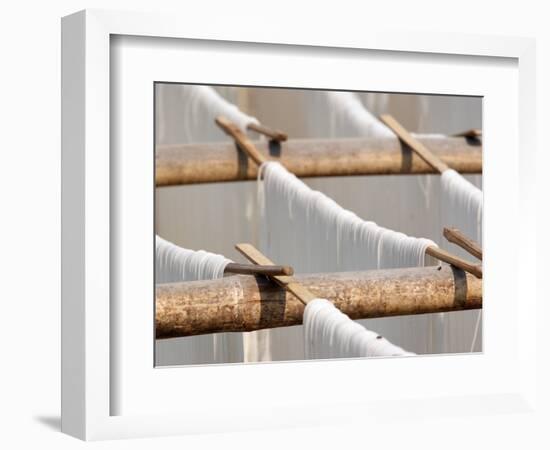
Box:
156, 265, 482, 339
155, 136, 482, 186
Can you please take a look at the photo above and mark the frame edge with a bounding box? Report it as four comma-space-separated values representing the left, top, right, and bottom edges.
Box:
61, 9, 87, 441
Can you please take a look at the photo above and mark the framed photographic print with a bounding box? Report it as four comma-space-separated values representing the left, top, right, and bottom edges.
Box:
61, 9, 537, 440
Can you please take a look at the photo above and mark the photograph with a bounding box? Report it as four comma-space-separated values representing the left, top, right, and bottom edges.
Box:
154, 84, 483, 366
4, 2, 538, 445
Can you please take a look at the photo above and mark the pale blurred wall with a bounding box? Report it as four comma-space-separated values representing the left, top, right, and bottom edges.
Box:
248, 88, 481, 137
155, 86, 482, 365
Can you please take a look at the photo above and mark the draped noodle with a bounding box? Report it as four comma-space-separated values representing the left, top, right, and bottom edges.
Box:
155, 235, 231, 283
304, 299, 414, 359
155, 236, 238, 364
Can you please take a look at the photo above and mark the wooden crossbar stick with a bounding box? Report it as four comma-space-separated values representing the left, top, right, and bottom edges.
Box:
235, 243, 317, 304
224, 262, 294, 276
215, 116, 267, 165
380, 114, 450, 174
453, 129, 482, 138
443, 227, 483, 261
247, 122, 288, 141
425, 246, 482, 279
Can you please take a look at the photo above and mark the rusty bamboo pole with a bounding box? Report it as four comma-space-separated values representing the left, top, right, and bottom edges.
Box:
155, 136, 482, 186
156, 265, 482, 339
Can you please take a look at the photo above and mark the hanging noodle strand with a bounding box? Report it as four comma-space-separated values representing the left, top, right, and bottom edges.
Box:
304, 299, 414, 359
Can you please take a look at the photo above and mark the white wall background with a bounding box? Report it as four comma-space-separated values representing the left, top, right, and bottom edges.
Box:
1, 1, 548, 449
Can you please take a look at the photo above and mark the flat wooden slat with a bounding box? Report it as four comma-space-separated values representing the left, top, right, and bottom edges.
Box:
224, 262, 294, 276
155, 265, 483, 338
426, 246, 482, 278
235, 243, 317, 304
380, 114, 450, 174
453, 129, 482, 138
443, 227, 483, 261
247, 122, 288, 141
215, 116, 267, 166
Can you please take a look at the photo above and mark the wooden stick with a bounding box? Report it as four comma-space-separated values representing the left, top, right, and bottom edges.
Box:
215, 116, 267, 165
443, 227, 483, 261
426, 246, 482, 278
453, 129, 482, 138
235, 243, 317, 304
224, 262, 294, 276
155, 265, 482, 338
380, 114, 450, 174
247, 122, 288, 141
156, 136, 481, 186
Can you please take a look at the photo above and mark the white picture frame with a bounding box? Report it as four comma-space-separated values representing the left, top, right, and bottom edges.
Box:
61, 9, 537, 441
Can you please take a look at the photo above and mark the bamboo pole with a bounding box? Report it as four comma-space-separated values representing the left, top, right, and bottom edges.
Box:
156, 265, 482, 338
155, 136, 482, 186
